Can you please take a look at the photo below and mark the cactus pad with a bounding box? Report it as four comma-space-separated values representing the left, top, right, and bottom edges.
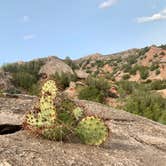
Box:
40, 96, 54, 111
76, 116, 109, 145
41, 80, 57, 98
42, 125, 67, 141
73, 107, 84, 120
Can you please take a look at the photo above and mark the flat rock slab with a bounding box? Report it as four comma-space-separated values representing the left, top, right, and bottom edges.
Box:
0, 97, 36, 125
0, 97, 166, 166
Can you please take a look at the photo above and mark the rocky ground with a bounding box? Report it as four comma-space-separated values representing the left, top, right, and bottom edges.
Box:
0, 96, 166, 166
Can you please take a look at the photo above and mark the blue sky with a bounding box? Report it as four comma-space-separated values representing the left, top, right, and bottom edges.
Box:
0, 0, 166, 64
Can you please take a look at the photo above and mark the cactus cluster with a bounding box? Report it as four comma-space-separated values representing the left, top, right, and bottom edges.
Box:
24, 80, 109, 145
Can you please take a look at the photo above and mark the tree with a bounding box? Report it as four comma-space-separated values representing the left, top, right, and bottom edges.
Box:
64, 56, 79, 70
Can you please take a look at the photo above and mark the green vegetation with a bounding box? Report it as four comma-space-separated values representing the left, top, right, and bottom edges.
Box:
159, 44, 166, 49
12, 72, 37, 90
95, 60, 105, 67
126, 55, 137, 65
116, 81, 139, 96
115, 80, 166, 124
153, 54, 158, 58
139, 47, 150, 56
117, 80, 166, 96
122, 74, 130, 80
156, 69, 160, 75
139, 66, 149, 80
124, 91, 166, 124
78, 77, 110, 103
2, 60, 44, 94
123, 64, 149, 79
123, 64, 132, 73
150, 62, 159, 71
64, 56, 79, 70
149, 80, 166, 90
79, 87, 104, 103
52, 72, 77, 90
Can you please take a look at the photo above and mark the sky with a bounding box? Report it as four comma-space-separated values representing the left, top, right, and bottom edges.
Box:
0, 0, 166, 65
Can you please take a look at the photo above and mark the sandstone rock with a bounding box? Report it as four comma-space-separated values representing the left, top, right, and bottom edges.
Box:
64, 82, 77, 98
0, 96, 36, 125
0, 97, 166, 166
39, 56, 74, 77
75, 70, 89, 79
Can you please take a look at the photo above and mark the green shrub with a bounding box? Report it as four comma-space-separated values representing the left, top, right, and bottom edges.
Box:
159, 112, 166, 125
160, 52, 165, 56
139, 67, 149, 80
139, 47, 150, 56
155, 69, 160, 75
122, 74, 130, 80
150, 62, 159, 71
124, 91, 166, 123
64, 57, 79, 70
159, 45, 166, 49
95, 60, 105, 67
105, 73, 113, 80
149, 80, 166, 90
52, 72, 77, 90
2, 60, 44, 93
126, 56, 137, 65
78, 77, 110, 103
92, 70, 99, 77
116, 81, 150, 97
86, 77, 110, 93
116, 57, 122, 63
86, 69, 91, 73
153, 54, 158, 58
79, 87, 104, 103
116, 81, 138, 96
129, 65, 139, 75
12, 72, 37, 90
3, 60, 44, 76
123, 64, 132, 73
29, 83, 40, 96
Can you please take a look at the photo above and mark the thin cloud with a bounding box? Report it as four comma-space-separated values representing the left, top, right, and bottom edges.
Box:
23, 34, 36, 40
99, 0, 118, 9
22, 15, 30, 22
137, 8, 166, 23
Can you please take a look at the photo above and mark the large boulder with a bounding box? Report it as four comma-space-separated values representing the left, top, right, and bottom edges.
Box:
74, 70, 89, 79
39, 56, 74, 77
0, 96, 166, 165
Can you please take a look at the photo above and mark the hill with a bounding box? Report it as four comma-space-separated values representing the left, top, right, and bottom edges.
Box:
75, 45, 166, 81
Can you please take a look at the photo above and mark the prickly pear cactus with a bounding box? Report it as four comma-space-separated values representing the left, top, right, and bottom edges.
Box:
76, 116, 109, 145
24, 80, 109, 145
